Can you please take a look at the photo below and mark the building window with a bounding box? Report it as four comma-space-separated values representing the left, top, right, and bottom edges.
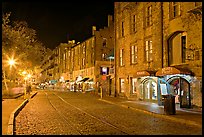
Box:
130, 45, 138, 64
102, 38, 107, 47
82, 58, 85, 66
102, 53, 107, 60
119, 49, 124, 66
145, 40, 153, 62
181, 36, 187, 62
169, 2, 181, 19
131, 14, 137, 33
146, 5, 152, 27
120, 78, 125, 93
195, 2, 201, 7
132, 78, 137, 94
168, 32, 187, 65
83, 44, 86, 54
121, 21, 124, 37
194, 50, 200, 60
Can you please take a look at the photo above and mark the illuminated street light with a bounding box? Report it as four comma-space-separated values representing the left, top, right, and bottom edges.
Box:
6, 56, 18, 69
3, 56, 18, 92
8, 58, 16, 66
22, 71, 27, 75
27, 74, 32, 78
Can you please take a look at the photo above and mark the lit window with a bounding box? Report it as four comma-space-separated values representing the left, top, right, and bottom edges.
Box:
131, 45, 138, 64
102, 53, 107, 60
82, 58, 85, 66
145, 40, 153, 62
169, 2, 180, 19
119, 49, 124, 66
120, 78, 125, 93
146, 6, 152, 26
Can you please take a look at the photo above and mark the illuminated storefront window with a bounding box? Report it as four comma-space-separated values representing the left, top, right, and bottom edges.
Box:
120, 78, 125, 93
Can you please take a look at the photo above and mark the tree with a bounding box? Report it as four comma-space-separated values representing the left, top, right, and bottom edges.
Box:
2, 12, 51, 89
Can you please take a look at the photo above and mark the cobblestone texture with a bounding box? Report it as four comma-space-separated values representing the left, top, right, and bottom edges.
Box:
15, 91, 202, 135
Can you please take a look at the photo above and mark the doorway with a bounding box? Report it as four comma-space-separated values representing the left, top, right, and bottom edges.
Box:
168, 77, 191, 108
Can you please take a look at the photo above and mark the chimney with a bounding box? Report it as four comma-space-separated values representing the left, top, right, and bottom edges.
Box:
92, 26, 96, 35
108, 15, 113, 27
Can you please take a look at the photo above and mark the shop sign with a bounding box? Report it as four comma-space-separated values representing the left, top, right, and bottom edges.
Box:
135, 71, 150, 77
156, 67, 191, 76
102, 75, 106, 80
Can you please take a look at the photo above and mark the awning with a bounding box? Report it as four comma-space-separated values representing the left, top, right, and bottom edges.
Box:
106, 50, 114, 60
134, 70, 155, 77
87, 78, 93, 82
156, 67, 192, 76
49, 80, 57, 84
78, 77, 89, 82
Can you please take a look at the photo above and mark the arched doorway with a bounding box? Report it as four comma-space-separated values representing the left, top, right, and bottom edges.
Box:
167, 76, 191, 108
142, 78, 157, 102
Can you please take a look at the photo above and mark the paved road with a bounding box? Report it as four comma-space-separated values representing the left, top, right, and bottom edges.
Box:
14, 90, 202, 135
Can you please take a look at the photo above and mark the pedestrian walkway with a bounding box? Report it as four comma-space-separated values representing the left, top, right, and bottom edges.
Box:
2, 91, 38, 135
99, 96, 202, 128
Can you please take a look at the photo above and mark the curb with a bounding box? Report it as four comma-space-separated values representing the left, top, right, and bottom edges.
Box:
98, 99, 202, 128
7, 91, 38, 135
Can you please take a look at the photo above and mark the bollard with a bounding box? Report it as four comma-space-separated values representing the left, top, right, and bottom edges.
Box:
24, 88, 27, 99
100, 87, 102, 99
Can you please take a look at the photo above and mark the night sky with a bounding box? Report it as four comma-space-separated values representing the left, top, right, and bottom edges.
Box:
2, 1, 114, 49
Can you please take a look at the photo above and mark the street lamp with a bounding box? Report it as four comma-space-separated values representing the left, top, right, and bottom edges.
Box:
3, 57, 17, 92
7, 57, 17, 70
8, 59, 16, 66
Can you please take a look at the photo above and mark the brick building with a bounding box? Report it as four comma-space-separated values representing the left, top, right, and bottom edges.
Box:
114, 2, 202, 108
41, 15, 114, 93
69, 15, 115, 93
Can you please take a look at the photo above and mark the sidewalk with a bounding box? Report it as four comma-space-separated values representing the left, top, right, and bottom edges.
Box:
99, 96, 202, 128
2, 91, 38, 135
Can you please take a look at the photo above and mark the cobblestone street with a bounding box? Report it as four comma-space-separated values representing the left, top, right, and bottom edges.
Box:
14, 91, 202, 135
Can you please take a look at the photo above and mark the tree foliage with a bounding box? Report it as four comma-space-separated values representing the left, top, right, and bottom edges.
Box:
2, 12, 51, 79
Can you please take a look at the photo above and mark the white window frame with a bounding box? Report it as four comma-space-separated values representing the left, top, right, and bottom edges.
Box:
146, 5, 152, 27
170, 2, 181, 19
145, 40, 153, 62
131, 45, 138, 64
119, 49, 124, 66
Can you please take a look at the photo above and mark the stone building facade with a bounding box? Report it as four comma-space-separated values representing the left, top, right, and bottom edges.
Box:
114, 2, 202, 108
68, 15, 115, 93
40, 15, 114, 93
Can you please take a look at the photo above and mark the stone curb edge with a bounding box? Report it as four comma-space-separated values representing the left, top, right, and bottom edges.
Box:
7, 91, 38, 135
98, 99, 202, 128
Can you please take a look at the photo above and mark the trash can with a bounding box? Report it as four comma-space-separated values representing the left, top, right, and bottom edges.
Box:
162, 94, 176, 115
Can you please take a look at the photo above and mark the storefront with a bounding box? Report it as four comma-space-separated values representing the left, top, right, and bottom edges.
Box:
156, 67, 193, 108
129, 70, 158, 103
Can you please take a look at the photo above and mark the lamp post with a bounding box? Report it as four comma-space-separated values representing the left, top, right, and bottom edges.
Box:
23, 72, 32, 99
3, 71, 8, 91
22, 71, 28, 99
3, 58, 17, 92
